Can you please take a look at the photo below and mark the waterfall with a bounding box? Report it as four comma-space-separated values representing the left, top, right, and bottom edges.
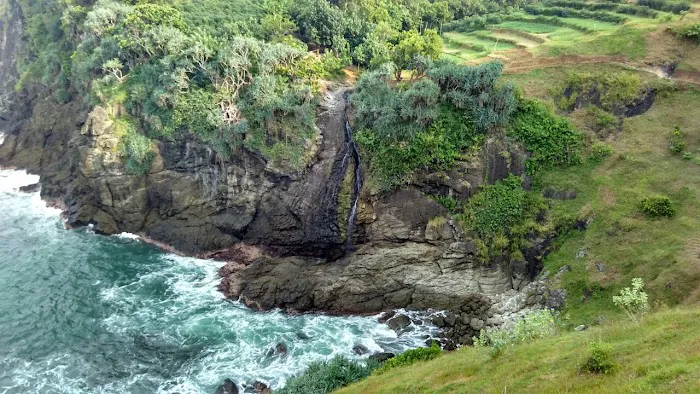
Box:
344, 118, 363, 250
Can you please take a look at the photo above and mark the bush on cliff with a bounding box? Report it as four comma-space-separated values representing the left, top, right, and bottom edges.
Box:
353, 61, 516, 190
276, 356, 378, 394
374, 344, 442, 374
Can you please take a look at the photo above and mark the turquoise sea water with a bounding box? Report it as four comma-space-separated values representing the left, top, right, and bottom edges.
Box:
0, 169, 434, 393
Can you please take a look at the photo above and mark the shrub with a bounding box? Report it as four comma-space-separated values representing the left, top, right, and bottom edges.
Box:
464, 175, 526, 238
523, 5, 628, 24
613, 278, 650, 322
581, 342, 615, 374
115, 116, 155, 174
669, 125, 686, 153
433, 195, 459, 213
590, 142, 614, 161
277, 356, 378, 394
639, 195, 675, 218
509, 100, 584, 174
474, 309, 557, 357
637, 0, 690, 14
671, 23, 700, 43
375, 345, 442, 374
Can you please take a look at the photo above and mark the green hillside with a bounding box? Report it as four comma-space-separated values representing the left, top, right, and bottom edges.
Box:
338, 308, 700, 393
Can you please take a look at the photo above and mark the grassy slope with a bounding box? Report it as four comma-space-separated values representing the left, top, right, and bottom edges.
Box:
337, 308, 700, 394
340, 9, 700, 394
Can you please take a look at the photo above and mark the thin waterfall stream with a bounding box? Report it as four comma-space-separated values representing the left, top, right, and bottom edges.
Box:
343, 96, 363, 251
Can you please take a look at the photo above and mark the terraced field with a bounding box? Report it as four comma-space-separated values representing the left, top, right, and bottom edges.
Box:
440, 0, 680, 64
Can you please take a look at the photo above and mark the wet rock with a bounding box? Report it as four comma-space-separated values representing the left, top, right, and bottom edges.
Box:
432, 315, 445, 328
248, 381, 271, 394
425, 339, 440, 348
377, 311, 396, 323
266, 343, 287, 357
215, 379, 239, 394
369, 352, 395, 363
353, 344, 369, 355
18, 183, 40, 193
443, 313, 457, 327
386, 314, 411, 333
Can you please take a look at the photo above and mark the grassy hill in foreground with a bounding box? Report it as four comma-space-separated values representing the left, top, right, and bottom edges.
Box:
337, 308, 700, 393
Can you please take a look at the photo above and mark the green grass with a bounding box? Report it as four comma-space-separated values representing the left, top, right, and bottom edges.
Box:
557, 17, 619, 31
337, 308, 700, 393
535, 87, 700, 323
547, 25, 649, 59
444, 32, 516, 52
496, 21, 561, 34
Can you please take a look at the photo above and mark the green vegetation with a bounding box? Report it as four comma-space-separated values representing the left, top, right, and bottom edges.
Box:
671, 22, 700, 43
556, 71, 646, 111
638, 195, 675, 218
637, 0, 690, 14
461, 175, 528, 241
375, 345, 443, 374
338, 308, 700, 393
15, 0, 471, 168
580, 341, 616, 374
509, 100, 584, 174
277, 356, 378, 394
473, 309, 557, 358
613, 278, 651, 321
353, 61, 515, 190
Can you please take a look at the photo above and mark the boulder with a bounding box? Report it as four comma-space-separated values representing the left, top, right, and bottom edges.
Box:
386, 314, 412, 333
214, 379, 239, 394
368, 352, 395, 363
18, 183, 40, 193
352, 344, 369, 355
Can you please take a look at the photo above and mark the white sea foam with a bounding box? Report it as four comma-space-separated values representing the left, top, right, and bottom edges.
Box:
97, 253, 438, 392
115, 232, 141, 240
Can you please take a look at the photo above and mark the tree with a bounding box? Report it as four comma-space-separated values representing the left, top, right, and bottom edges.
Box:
390, 29, 441, 80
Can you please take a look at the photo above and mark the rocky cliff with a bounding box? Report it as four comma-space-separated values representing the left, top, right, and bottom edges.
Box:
0, 2, 563, 346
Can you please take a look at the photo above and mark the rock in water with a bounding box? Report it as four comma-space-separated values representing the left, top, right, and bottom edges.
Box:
386, 314, 411, 333
18, 183, 40, 193
215, 378, 238, 394
369, 352, 395, 363
353, 344, 369, 355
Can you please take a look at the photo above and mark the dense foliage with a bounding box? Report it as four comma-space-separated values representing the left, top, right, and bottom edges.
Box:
14, 0, 483, 167
556, 71, 646, 112
375, 345, 442, 373
509, 100, 584, 174
352, 61, 515, 189
671, 22, 700, 43
523, 5, 628, 24
277, 356, 378, 394
638, 195, 675, 218
463, 175, 528, 240
636, 0, 690, 14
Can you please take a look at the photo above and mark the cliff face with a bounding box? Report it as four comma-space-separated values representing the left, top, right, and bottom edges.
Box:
0, 3, 557, 338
